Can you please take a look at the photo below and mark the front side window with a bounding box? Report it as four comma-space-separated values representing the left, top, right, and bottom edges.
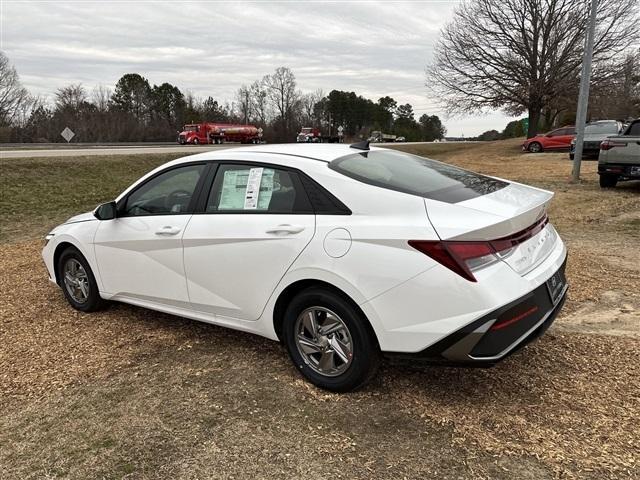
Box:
206, 164, 311, 213
330, 150, 507, 203
123, 164, 206, 216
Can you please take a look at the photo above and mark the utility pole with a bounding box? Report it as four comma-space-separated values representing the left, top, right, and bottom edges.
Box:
571, 0, 598, 182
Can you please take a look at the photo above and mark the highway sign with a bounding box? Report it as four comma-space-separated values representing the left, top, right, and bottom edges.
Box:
61, 127, 75, 143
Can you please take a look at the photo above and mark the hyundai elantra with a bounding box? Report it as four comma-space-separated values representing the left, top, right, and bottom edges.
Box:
42, 142, 568, 391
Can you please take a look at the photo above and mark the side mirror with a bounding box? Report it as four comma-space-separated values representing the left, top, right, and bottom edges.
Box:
94, 201, 117, 220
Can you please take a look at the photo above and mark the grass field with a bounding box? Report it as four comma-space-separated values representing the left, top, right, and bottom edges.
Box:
1, 140, 639, 479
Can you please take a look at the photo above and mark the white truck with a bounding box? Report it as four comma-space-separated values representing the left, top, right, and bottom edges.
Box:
368, 131, 396, 143
597, 119, 640, 188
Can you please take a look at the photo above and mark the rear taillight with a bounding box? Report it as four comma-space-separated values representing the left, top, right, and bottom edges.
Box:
408, 240, 500, 282
410, 215, 549, 282
600, 139, 627, 151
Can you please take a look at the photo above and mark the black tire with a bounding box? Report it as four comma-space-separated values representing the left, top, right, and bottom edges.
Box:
193, 138, 199, 145
599, 174, 618, 188
282, 287, 380, 392
528, 142, 542, 153
57, 247, 107, 312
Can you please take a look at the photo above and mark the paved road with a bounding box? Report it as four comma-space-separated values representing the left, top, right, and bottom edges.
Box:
0, 141, 466, 159
0, 144, 233, 159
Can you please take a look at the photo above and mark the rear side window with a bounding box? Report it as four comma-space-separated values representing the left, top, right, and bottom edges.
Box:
329, 150, 507, 203
626, 122, 640, 136
206, 164, 312, 213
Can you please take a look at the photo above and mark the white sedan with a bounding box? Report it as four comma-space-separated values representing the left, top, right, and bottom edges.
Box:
42, 142, 568, 392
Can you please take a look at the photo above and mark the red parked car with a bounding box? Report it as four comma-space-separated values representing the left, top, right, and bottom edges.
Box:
522, 126, 575, 153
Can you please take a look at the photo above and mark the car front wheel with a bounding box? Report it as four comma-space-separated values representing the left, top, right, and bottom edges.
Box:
283, 288, 380, 392
599, 174, 618, 188
57, 247, 107, 312
527, 142, 542, 153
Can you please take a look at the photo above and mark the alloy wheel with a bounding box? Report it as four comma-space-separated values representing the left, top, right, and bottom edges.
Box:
294, 307, 353, 377
63, 258, 89, 304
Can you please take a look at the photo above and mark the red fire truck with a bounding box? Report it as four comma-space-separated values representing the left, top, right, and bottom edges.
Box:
177, 123, 261, 144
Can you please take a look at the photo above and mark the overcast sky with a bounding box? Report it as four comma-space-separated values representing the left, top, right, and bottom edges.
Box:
1, 0, 516, 136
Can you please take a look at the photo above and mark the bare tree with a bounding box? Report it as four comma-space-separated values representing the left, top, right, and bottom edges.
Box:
426, 0, 639, 137
250, 80, 269, 126
55, 84, 88, 111
91, 85, 111, 113
300, 89, 324, 126
263, 67, 300, 135
235, 84, 253, 124
589, 51, 640, 120
0, 51, 30, 127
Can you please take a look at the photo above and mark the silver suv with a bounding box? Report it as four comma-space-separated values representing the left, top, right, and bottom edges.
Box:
570, 120, 623, 160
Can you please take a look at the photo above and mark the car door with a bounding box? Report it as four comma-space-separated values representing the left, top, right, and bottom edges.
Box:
182, 162, 315, 321
556, 128, 575, 149
93, 162, 209, 308
545, 129, 563, 149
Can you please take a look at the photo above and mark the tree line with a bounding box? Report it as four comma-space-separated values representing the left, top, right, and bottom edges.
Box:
0, 56, 446, 143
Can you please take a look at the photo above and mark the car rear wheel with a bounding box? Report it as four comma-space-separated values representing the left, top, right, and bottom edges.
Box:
599, 174, 618, 188
528, 142, 542, 153
282, 288, 380, 392
57, 247, 107, 312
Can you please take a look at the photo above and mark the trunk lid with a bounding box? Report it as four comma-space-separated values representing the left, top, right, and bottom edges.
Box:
424, 182, 556, 275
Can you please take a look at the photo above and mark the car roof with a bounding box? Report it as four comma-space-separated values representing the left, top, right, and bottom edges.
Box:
178, 143, 383, 164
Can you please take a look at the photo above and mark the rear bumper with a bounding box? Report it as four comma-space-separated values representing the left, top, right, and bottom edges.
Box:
570, 143, 601, 156
386, 260, 568, 366
598, 163, 640, 178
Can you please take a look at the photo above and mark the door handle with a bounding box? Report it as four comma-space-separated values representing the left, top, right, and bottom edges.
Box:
155, 226, 181, 236
266, 224, 305, 235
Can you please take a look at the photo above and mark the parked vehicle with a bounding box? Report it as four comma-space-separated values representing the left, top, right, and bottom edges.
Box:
597, 118, 640, 188
178, 123, 261, 145
521, 126, 575, 153
368, 131, 396, 143
42, 142, 567, 392
296, 127, 340, 143
569, 120, 623, 160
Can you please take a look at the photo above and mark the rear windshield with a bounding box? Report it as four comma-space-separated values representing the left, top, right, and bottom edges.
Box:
329, 150, 508, 203
585, 122, 619, 134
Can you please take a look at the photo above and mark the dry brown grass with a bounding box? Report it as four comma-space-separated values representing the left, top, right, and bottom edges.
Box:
1, 141, 639, 479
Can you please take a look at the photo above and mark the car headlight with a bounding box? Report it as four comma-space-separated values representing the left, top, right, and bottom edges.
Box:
44, 233, 55, 246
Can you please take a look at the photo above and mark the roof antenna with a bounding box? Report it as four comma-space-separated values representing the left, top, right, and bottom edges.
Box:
350, 140, 369, 151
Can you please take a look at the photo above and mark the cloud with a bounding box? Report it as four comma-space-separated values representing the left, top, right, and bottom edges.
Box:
1, 0, 517, 135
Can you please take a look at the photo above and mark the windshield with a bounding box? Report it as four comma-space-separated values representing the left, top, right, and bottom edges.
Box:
585, 123, 619, 135
301, 128, 313, 133
184, 125, 199, 132
330, 150, 507, 203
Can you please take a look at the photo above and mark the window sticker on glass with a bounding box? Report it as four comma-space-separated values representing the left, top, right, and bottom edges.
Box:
244, 168, 263, 209
256, 169, 274, 209
217, 167, 275, 210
